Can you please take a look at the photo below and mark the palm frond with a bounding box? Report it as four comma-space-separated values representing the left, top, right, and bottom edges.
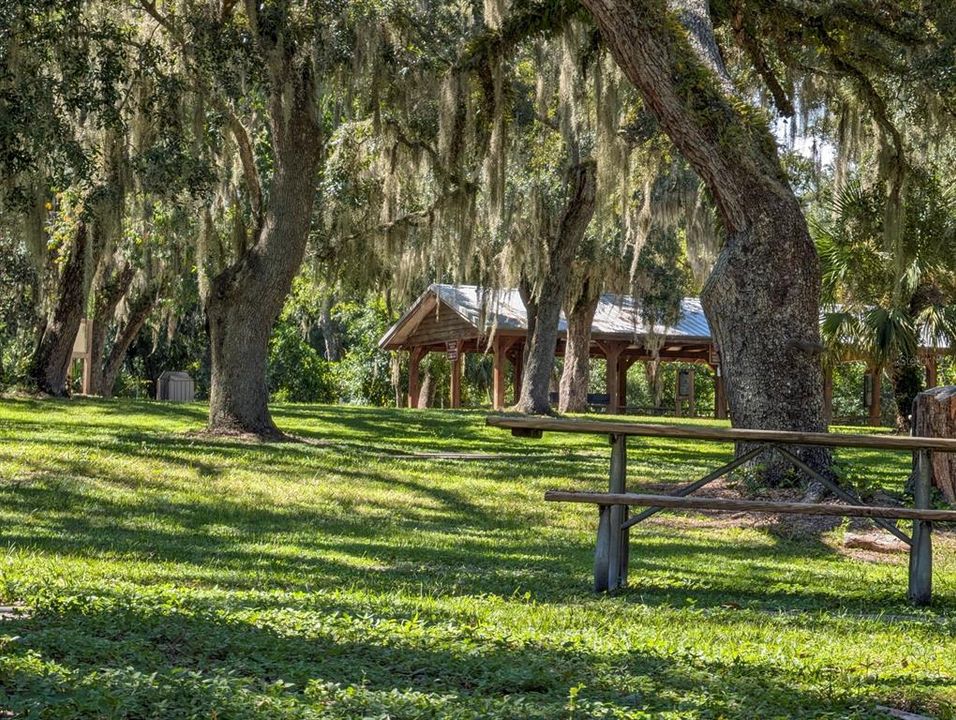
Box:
916, 303, 956, 350
864, 305, 917, 362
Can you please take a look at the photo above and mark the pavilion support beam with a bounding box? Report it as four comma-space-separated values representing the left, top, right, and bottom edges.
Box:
600, 342, 626, 415
492, 336, 517, 411
407, 347, 425, 409
511, 344, 524, 405
618, 357, 635, 414
80, 357, 91, 395
450, 341, 462, 409
925, 354, 938, 389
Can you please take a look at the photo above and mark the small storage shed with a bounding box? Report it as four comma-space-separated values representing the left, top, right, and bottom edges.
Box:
156, 371, 195, 402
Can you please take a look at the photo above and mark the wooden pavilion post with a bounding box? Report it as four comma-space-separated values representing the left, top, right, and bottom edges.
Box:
618, 357, 635, 414
407, 346, 424, 409
600, 342, 625, 415
712, 365, 726, 419
492, 336, 517, 410
511, 343, 523, 405
687, 367, 696, 416
925, 353, 938, 389
450, 340, 463, 409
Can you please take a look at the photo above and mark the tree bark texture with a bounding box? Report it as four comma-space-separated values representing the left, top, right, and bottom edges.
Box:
99, 283, 160, 398
318, 295, 342, 361
88, 265, 136, 395
514, 160, 597, 414
27, 221, 90, 396
206, 50, 323, 438
581, 0, 828, 477
891, 355, 924, 432
644, 358, 665, 411
912, 386, 956, 504
559, 277, 600, 413
418, 368, 434, 408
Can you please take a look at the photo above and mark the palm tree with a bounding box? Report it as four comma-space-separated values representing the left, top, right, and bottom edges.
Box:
815, 177, 956, 429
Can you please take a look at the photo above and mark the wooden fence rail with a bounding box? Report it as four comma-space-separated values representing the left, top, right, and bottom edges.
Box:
486, 415, 956, 606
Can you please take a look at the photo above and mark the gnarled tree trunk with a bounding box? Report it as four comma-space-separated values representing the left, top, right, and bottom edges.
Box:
558, 276, 600, 413
88, 264, 135, 395
514, 160, 597, 414
318, 295, 343, 361
206, 82, 322, 437
582, 0, 828, 477
27, 221, 89, 396
99, 283, 160, 398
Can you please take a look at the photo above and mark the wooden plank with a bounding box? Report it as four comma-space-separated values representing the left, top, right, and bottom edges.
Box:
486, 415, 956, 452
544, 491, 956, 522
908, 449, 934, 605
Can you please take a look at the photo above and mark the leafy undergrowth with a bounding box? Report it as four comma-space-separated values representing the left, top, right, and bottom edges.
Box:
0, 398, 953, 719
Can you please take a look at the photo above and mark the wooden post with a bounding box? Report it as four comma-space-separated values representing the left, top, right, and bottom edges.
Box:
512, 344, 523, 405
925, 354, 938, 389
450, 341, 462, 409
617, 357, 630, 413
407, 347, 424, 409
603, 343, 623, 415
81, 357, 91, 395
909, 448, 933, 606
595, 433, 628, 591
492, 336, 507, 410
608, 433, 628, 590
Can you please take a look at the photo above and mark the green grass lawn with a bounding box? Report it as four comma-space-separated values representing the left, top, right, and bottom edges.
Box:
0, 398, 954, 719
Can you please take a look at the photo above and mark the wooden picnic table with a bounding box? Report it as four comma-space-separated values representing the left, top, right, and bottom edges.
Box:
486, 415, 956, 606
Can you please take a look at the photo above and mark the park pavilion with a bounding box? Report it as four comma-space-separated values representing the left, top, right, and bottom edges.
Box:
380, 283, 948, 423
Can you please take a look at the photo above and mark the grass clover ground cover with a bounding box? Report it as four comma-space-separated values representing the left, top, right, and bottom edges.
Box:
0, 398, 953, 719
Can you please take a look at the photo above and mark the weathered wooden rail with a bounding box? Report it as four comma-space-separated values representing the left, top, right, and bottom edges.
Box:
486, 415, 956, 606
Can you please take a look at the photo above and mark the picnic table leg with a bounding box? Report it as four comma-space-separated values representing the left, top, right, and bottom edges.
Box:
594, 433, 628, 592
607, 433, 627, 590
594, 505, 610, 592
908, 449, 933, 606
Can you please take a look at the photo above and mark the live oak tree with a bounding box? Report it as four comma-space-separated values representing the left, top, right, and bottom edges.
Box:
554, 0, 954, 476
142, 0, 451, 437
2, 2, 137, 396
573, 0, 828, 475
3, 1, 193, 398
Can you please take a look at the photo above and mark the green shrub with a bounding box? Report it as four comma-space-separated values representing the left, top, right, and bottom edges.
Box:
268, 324, 336, 403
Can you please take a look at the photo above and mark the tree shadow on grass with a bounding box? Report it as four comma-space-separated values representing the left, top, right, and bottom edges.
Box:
1, 586, 947, 719
1, 473, 941, 613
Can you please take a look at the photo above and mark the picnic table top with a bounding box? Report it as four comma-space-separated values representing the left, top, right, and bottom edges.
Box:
486, 414, 956, 452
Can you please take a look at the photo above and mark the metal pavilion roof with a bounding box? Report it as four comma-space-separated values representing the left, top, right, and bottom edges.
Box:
379, 284, 712, 350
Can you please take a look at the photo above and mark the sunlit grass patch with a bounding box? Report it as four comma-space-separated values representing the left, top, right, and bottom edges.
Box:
0, 398, 953, 719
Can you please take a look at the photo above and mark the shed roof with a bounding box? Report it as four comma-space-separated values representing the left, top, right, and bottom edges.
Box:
379, 284, 712, 350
